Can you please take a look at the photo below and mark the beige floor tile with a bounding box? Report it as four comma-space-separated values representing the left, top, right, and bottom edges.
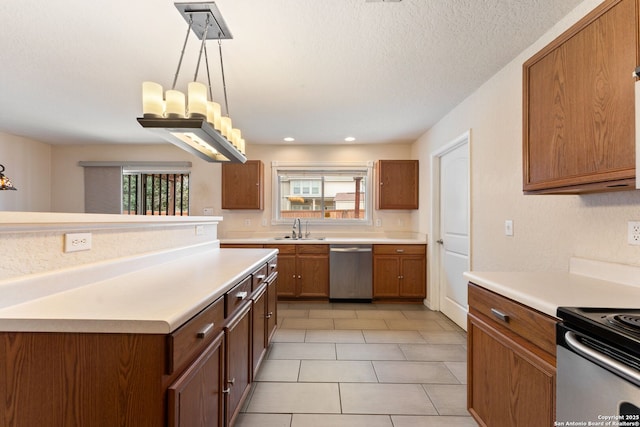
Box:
268, 342, 336, 360
271, 329, 306, 342
340, 383, 437, 415
254, 359, 300, 382
292, 414, 393, 427
278, 309, 310, 319
309, 309, 357, 319
336, 343, 406, 361
299, 360, 377, 382
436, 318, 464, 331
363, 330, 426, 344
356, 310, 407, 320
373, 303, 427, 311
245, 382, 341, 414
234, 413, 292, 427
399, 344, 467, 362
280, 318, 335, 330
334, 318, 388, 330
332, 302, 378, 310
445, 361, 468, 384
305, 329, 365, 343
391, 415, 478, 426
402, 310, 446, 320
419, 330, 467, 344
386, 319, 446, 331
423, 384, 469, 416
373, 361, 460, 384
285, 302, 333, 310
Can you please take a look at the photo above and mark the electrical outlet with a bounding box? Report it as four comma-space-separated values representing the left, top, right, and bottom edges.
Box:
202, 207, 213, 216
64, 233, 92, 253
375, 218, 382, 227
195, 225, 204, 235
505, 220, 514, 236
261, 218, 267, 226
628, 221, 640, 245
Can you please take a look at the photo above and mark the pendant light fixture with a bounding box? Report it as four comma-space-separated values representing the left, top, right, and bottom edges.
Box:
0, 164, 17, 191
137, 2, 247, 163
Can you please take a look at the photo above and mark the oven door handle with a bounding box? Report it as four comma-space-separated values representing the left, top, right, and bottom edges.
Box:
565, 331, 640, 385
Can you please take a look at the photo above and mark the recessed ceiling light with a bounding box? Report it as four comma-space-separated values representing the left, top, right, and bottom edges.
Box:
344, 137, 356, 142
283, 137, 295, 142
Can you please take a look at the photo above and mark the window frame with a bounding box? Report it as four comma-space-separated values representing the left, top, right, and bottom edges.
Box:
271, 161, 374, 226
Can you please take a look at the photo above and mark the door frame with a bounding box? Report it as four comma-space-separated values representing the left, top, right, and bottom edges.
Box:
427, 130, 471, 314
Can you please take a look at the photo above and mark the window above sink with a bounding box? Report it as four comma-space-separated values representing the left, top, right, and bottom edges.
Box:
271, 161, 373, 226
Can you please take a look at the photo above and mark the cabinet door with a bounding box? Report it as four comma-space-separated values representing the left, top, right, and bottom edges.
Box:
266, 275, 278, 343
373, 256, 400, 297
523, 0, 637, 194
399, 256, 426, 298
224, 303, 252, 427
221, 160, 264, 209
297, 254, 329, 298
275, 255, 297, 298
168, 331, 224, 427
377, 160, 419, 209
251, 284, 267, 379
468, 314, 555, 427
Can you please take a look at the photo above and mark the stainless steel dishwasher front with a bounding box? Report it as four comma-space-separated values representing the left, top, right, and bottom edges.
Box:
329, 244, 373, 301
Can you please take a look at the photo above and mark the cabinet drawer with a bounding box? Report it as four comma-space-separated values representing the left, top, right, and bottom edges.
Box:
267, 256, 278, 277
373, 244, 426, 255
297, 244, 329, 254
225, 276, 252, 316
252, 263, 268, 291
168, 296, 225, 374
265, 244, 296, 254
468, 283, 557, 356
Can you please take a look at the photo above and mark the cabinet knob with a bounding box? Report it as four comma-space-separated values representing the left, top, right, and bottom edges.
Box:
269, 263, 277, 270
222, 388, 231, 394
228, 377, 236, 385
196, 323, 214, 339
298, 275, 301, 279
266, 312, 273, 319
236, 291, 248, 300
255, 274, 266, 283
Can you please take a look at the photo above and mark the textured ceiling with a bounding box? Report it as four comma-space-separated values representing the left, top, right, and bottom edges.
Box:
0, 0, 583, 146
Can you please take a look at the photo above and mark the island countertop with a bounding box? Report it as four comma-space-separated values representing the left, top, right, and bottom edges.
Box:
0, 243, 277, 334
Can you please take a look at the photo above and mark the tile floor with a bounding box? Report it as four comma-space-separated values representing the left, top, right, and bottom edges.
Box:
235, 302, 478, 427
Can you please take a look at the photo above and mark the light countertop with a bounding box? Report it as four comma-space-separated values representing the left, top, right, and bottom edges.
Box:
221, 233, 427, 245
0, 244, 277, 334
464, 258, 640, 318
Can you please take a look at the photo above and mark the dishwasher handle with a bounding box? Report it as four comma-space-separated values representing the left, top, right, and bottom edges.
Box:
330, 247, 372, 253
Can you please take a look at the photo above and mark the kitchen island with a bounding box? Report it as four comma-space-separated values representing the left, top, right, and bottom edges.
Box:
0, 238, 278, 427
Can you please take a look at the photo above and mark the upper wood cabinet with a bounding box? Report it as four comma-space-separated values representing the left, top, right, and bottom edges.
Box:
523, 0, 638, 194
376, 160, 419, 209
221, 160, 264, 209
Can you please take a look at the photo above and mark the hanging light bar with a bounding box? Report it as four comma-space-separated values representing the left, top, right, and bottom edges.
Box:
137, 2, 246, 163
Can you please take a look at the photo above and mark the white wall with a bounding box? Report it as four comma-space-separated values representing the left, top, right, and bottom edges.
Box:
413, 0, 640, 272
0, 132, 51, 212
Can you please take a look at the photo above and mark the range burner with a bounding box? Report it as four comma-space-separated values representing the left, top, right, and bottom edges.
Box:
607, 314, 640, 333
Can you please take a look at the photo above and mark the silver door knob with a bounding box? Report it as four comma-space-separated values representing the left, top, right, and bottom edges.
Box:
436, 239, 444, 244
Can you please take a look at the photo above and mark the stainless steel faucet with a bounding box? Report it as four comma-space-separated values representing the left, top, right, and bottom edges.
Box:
305, 220, 310, 238
292, 218, 302, 239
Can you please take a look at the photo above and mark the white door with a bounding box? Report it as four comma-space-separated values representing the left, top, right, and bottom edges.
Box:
436, 136, 470, 329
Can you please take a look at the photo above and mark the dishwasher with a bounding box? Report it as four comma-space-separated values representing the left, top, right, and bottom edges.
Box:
329, 244, 372, 302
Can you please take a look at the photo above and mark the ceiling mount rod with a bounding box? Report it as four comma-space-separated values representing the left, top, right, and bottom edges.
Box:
174, 2, 233, 40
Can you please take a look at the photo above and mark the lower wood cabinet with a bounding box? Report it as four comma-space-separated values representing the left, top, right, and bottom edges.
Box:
0, 255, 279, 427
168, 331, 224, 427
467, 282, 557, 427
373, 244, 426, 299
266, 244, 329, 299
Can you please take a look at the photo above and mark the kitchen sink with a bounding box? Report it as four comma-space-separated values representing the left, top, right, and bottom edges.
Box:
271, 236, 326, 241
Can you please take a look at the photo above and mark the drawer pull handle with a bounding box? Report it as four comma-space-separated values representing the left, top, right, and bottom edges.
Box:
255, 274, 266, 282
236, 291, 248, 300
491, 308, 509, 322
196, 323, 214, 339
269, 263, 277, 270
396, 249, 405, 253
222, 388, 231, 394
266, 311, 273, 319
228, 377, 235, 385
